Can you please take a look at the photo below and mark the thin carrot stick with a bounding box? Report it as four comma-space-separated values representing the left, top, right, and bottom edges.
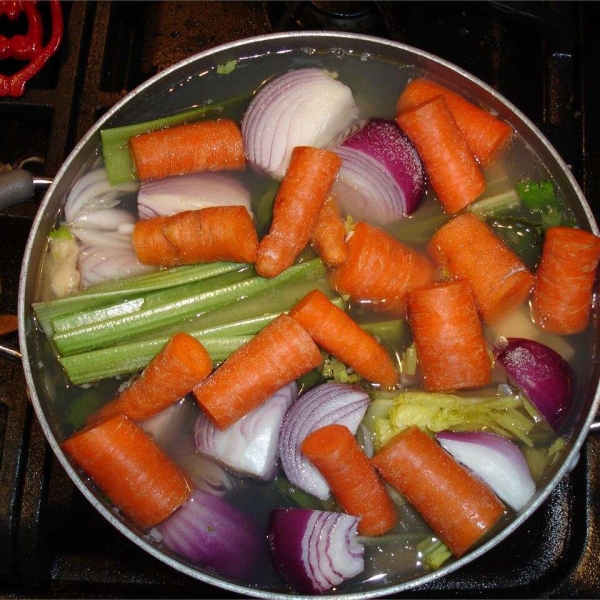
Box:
256, 146, 342, 278
371, 426, 504, 557
88, 332, 213, 423
132, 206, 259, 267
301, 424, 397, 536
427, 213, 534, 323
396, 96, 486, 214
289, 289, 398, 387
397, 78, 513, 167
328, 221, 435, 316
407, 281, 491, 391
129, 119, 245, 181
310, 197, 348, 267
61, 414, 192, 529
193, 314, 322, 429
531, 226, 600, 334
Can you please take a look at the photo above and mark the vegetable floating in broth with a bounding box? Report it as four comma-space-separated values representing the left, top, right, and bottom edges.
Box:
31, 52, 600, 596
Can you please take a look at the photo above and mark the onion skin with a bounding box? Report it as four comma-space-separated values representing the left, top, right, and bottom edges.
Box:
494, 337, 573, 430
156, 489, 263, 581
332, 119, 424, 225
436, 430, 536, 512
269, 508, 364, 594
278, 383, 370, 500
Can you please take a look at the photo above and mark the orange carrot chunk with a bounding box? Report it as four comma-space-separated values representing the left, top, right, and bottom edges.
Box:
302, 424, 397, 536
372, 426, 504, 557
193, 314, 323, 429
407, 281, 491, 391
89, 333, 213, 424
397, 78, 513, 167
129, 119, 245, 181
427, 213, 534, 323
61, 414, 192, 530
132, 206, 259, 267
256, 146, 342, 279
310, 197, 348, 267
328, 221, 435, 316
531, 226, 600, 335
396, 96, 486, 214
289, 289, 398, 388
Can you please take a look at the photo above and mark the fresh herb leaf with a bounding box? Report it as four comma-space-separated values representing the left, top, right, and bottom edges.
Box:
216, 59, 237, 75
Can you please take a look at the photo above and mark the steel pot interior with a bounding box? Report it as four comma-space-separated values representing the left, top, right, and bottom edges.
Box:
17, 32, 600, 599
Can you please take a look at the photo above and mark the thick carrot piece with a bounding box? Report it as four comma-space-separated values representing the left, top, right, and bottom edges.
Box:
397, 78, 513, 167
193, 314, 322, 429
62, 414, 192, 529
256, 146, 342, 278
89, 332, 212, 423
129, 119, 245, 181
328, 221, 435, 316
407, 281, 491, 391
310, 197, 348, 267
372, 426, 504, 557
302, 424, 397, 536
132, 206, 259, 267
428, 213, 534, 323
396, 96, 486, 214
531, 226, 600, 334
289, 289, 398, 387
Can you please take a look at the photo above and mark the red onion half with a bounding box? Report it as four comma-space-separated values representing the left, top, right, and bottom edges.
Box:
195, 383, 297, 480
331, 119, 424, 226
270, 508, 364, 594
242, 68, 359, 179
494, 338, 573, 430
436, 431, 535, 512
156, 489, 263, 581
279, 383, 370, 500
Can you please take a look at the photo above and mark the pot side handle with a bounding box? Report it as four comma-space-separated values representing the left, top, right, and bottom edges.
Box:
0, 169, 52, 210
0, 339, 21, 364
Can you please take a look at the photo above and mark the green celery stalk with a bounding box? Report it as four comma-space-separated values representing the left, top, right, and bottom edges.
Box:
34, 261, 243, 334
53, 259, 326, 355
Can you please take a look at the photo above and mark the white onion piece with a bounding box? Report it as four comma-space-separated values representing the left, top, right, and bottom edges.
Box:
79, 245, 156, 287
157, 490, 263, 580
71, 207, 136, 230
195, 383, 297, 480
436, 430, 536, 511
332, 119, 424, 226
270, 508, 364, 594
137, 172, 252, 219
242, 68, 359, 179
70, 228, 133, 249
278, 383, 370, 500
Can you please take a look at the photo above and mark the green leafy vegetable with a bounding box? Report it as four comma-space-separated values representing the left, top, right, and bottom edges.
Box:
48, 226, 74, 241
216, 59, 237, 75
515, 179, 576, 229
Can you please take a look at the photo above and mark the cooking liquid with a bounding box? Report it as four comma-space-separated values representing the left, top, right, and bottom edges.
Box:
35, 47, 595, 593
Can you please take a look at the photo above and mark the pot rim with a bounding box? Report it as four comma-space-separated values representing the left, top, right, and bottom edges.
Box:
16, 31, 600, 599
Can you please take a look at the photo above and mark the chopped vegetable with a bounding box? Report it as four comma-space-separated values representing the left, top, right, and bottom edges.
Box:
269, 508, 364, 593
88, 333, 212, 423
130, 119, 245, 181
310, 197, 348, 266
515, 180, 575, 229
216, 59, 237, 75
417, 537, 452, 571
332, 118, 424, 225
156, 489, 263, 580
46, 226, 81, 298
302, 424, 397, 536
372, 425, 504, 557
436, 430, 536, 511
61, 414, 192, 530
531, 226, 600, 335
397, 78, 513, 167
241, 68, 358, 179
256, 146, 342, 278
328, 221, 435, 315
396, 96, 486, 213
289, 289, 398, 387
132, 206, 259, 267
279, 383, 370, 500
495, 338, 573, 430
428, 213, 534, 323
407, 281, 491, 391
193, 314, 322, 429
195, 383, 297, 480
79, 245, 156, 288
